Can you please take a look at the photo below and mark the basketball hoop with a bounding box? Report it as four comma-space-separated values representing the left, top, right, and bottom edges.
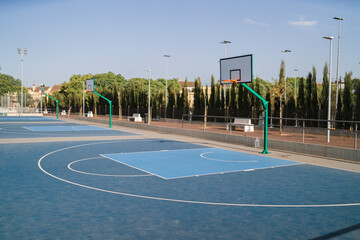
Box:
222, 79, 239, 84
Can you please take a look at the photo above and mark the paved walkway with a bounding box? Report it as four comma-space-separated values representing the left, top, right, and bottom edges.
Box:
53, 114, 360, 173
66, 114, 359, 150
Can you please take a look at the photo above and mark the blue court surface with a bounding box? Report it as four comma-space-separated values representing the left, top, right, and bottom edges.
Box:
0, 116, 60, 122
23, 125, 112, 131
102, 148, 301, 179
0, 122, 135, 138
1, 137, 360, 239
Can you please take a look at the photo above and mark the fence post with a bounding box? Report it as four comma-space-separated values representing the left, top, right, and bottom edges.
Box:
302, 120, 305, 143
355, 123, 358, 150
182, 115, 184, 128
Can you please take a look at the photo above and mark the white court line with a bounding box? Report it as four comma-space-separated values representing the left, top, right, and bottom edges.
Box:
161, 163, 305, 180
22, 126, 36, 132
101, 147, 212, 156
200, 152, 258, 162
101, 154, 167, 179
37, 141, 360, 208
68, 156, 152, 177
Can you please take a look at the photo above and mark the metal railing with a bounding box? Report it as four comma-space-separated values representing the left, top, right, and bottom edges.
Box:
181, 114, 359, 150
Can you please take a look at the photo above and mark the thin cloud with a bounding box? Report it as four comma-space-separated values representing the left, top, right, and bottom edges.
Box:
243, 18, 269, 27
289, 20, 317, 26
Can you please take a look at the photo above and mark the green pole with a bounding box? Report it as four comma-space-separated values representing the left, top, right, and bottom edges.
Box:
94, 91, 112, 128
241, 83, 269, 154
44, 93, 59, 119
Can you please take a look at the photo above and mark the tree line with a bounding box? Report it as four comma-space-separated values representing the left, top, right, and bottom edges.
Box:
1, 62, 359, 129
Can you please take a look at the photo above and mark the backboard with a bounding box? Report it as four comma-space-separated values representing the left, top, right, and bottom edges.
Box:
220, 54, 253, 84
86, 78, 94, 92
41, 85, 45, 94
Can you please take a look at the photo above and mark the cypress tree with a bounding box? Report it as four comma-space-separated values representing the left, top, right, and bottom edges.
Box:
320, 63, 329, 127
226, 88, 231, 109
209, 75, 216, 114
254, 80, 262, 118
286, 95, 296, 125
215, 82, 221, 113
205, 85, 209, 109
242, 85, 250, 117
354, 79, 360, 121
305, 72, 312, 123
193, 77, 204, 115
183, 78, 189, 114
238, 83, 244, 116
194, 78, 200, 114
342, 72, 353, 129
311, 66, 319, 126
297, 77, 306, 119
335, 84, 343, 129
230, 82, 237, 116
265, 91, 271, 119
273, 97, 280, 125
220, 86, 225, 111
271, 60, 285, 132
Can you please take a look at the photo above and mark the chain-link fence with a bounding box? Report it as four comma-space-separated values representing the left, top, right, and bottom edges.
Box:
0, 93, 40, 114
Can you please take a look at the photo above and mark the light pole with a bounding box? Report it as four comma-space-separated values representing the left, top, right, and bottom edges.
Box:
164, 55, 170, 118
220, 41, 231, 57
323, 36, 334, 143
17, 48, 27, 115
220, 41, 231, 108
333, 17, 344, 111
145, 69, 151, 125
282, 50, 291, 103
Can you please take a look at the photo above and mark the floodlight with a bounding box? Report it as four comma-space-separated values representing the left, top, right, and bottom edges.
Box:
220, 41, 231, 44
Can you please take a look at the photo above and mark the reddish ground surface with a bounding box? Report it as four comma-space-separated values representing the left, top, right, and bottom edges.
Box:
60, 114, 359, 150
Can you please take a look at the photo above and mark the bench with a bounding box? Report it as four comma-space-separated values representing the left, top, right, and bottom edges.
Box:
128, 113, 142, 122
86, 111, 93, 117
61, 110, 66, 116
227, 118, 254, 132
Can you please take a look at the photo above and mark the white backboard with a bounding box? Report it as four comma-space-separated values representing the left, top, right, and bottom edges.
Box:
86, 78, 94, 92
220, 54, 253, 84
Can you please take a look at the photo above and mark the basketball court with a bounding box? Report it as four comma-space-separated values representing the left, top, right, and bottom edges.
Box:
1, 57, 359, 239
1, 115, 360, 239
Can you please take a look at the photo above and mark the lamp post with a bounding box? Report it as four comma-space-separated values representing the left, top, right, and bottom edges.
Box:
17, 48, 27, 115
282, 50, 291, 103
220, 41, 231, 58
323, 36, 334, 143
220, 41, 231, 108
333, 17, 343, 111
164, 55, 170, 118
145, 69, 151, 125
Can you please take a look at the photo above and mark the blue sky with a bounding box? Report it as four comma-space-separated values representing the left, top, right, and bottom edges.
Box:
0, 0, 359, 88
